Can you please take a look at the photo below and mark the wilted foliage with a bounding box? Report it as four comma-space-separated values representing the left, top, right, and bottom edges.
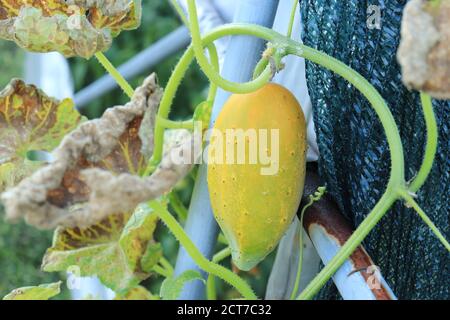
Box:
0, 79, 84, 192
0, 0, 141, 58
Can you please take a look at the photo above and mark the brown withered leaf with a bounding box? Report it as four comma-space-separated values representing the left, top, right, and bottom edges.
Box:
397, 0, 450, 98
46, 111, 146, 210
1, 73, 160, 228
1, 73, 200, 229
82, 130, 200, 223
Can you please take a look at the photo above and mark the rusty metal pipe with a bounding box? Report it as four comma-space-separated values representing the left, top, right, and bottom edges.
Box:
301, 170, 397, 300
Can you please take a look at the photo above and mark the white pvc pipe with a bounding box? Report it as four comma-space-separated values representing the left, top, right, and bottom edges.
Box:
308, 224, 397, 300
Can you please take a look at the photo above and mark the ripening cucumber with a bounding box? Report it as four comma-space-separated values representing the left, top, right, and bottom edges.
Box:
207, 83, 307, 271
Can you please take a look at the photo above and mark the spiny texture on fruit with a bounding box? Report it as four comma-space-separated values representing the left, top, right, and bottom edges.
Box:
207, 83, 307, 271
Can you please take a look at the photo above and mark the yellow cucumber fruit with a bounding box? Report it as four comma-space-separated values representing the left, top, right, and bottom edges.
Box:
207, 83, 307, 271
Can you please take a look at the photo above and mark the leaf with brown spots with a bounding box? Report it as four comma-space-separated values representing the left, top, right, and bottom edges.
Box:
1, 74, 162, 229
0, 0, 141, 58
0, 79, 84, 193
115, 285, 158, 300
46, 113, 147, 211
2, 281, 61, 300
42, 204, 161, 294
2, 74, 200, 232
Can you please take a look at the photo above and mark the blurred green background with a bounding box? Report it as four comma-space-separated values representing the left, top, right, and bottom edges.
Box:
0, 1, 274, 299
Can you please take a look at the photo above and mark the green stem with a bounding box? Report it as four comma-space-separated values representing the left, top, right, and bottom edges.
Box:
150, 23, 288, 166
186, 0, 272, 93
94, 52, 134, 99
153, 264, 171, 278
213, 247, 232, 263
151, 48, 194, 165
157, 21, 406, 181
150, 201, 257, 300
157, 117, 194, 130
206, 247, 232, 300
205, 276, 217, 300
205, 44, 219, 103
252, 56, 269, 80
150, 43, 219, 165
289, 221, 305, 300
287, 0, 299, 38
169, 191, 189, 222
409, 93, 438, 192
151, 22, 404, 180
217, 233, 228, 245
286, 39, 408, 299
159, 257, 175, 275
170, 0, 189, 26
289, 45, 405, 182
290, 42, 406, 299
290, 203, 311, 300
290, 187, 326, 300
399, 190, 450, 251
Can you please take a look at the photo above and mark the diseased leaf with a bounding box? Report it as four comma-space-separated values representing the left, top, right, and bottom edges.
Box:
1, 74, 162, 229
2, 281, 61, 300
0, 79, 84, 193
65, 1, 136, 17
0, 1, 142, 58
82, 131, 200, 223
42, 204, 160, 294
2, 73, 200, 230
397, 0, 450, 98
115, 285, 158, 300
160, 270, 204, 300
86, 1, 142, 37
140, 242, 162, 273
0, 74, 195, 296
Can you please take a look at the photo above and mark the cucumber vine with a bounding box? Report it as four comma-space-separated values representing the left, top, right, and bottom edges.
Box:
2, 0, 448, 300
93, 0, 449, 300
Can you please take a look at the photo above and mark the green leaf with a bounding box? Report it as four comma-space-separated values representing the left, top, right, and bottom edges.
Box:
42, 204, 161, 294
193, 101, 212, 131
114, 286, 158, 300
2, 281, 61, 300
0, 79, 84, 192
0, 1, 142, 58
140, 242, 163, 273
160, 270, 204, 300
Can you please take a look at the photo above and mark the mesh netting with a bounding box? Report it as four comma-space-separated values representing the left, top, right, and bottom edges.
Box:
300, 0, 449, 299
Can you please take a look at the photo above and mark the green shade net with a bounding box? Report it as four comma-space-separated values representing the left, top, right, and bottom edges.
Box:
300, 0, 449, 299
